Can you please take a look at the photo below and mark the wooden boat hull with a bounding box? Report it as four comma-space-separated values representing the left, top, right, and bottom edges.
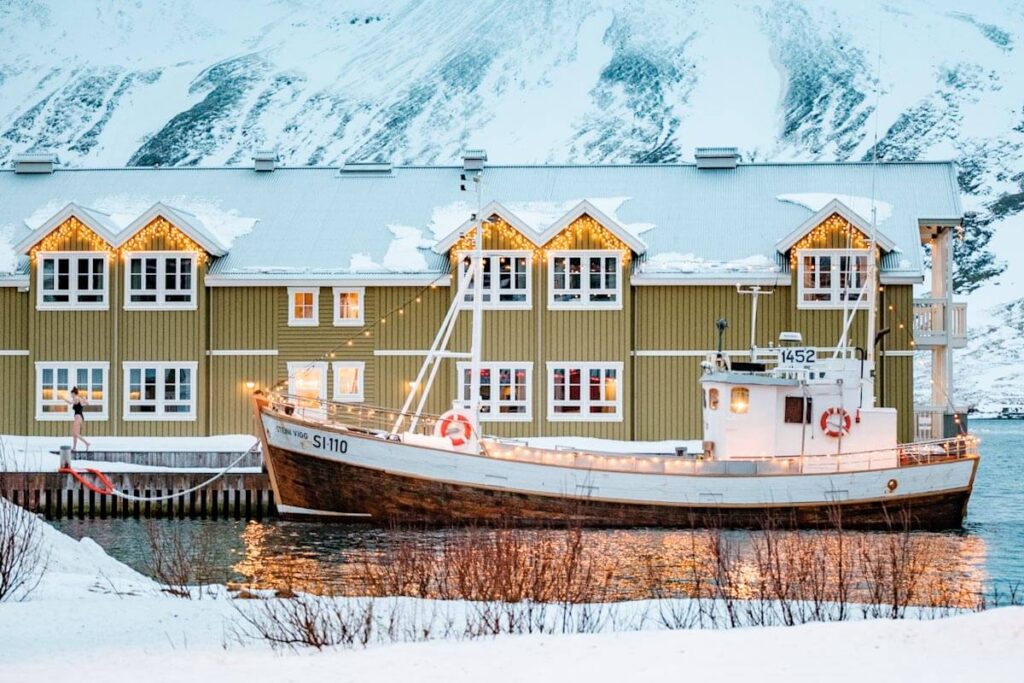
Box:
256, 406, 978, 531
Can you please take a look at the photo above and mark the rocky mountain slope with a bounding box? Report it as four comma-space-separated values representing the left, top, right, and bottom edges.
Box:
1, 0, 1022, 409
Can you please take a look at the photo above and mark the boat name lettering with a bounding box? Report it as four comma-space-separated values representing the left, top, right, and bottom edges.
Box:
275, 424, 309, 440
313, 434, 348, 454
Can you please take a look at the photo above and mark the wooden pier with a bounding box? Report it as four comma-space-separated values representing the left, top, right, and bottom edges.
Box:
1, 471, 275, 520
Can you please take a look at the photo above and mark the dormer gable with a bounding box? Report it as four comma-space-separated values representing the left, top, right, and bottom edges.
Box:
14, 202, 119, 256
115, 202, 228, 259
775, 198, 897, 257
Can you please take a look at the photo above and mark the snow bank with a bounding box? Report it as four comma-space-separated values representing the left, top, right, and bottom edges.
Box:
0, 225, 16, 274
638, 252, 779, 274
428, 197, 655, 242
776, 193, 894, 224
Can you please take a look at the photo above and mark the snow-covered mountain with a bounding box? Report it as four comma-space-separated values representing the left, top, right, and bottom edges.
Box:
1, 0, 1022, 409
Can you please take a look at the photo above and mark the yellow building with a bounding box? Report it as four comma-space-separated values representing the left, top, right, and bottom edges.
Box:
0, 149, 965, 443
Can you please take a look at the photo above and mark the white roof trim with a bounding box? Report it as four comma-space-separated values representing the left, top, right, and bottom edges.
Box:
775, 198, 897, 254
114, 202, 228, 256
879, 273, 925, 285
632, 274, 791, 287
13, 202, 120, 254
432, 201, 539, 253
432, 199, 647, 255
535, 200, 647, 254
205, 274, 451, 287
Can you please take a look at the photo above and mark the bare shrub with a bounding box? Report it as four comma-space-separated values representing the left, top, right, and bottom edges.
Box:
144, 519, 223, 599
0, 440, 48, 602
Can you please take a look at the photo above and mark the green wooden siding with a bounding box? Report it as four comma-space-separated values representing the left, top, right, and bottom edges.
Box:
4, 210, 922, 444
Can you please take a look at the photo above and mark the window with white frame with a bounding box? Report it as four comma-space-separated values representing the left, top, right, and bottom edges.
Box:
547, 362, 623, 421
548, 251, 621, 308
37, 252, 108, 309
123, 362, 197, 420
125, 252, 196, 308
458, 251, 531, 308
797, 249, 870, 309
288, 287, 319, 326
287, 362, 327, 409
457, 362, 532, 420
332, 361, 365, 402
332, 287, 364, 326
35, 362, 109, 420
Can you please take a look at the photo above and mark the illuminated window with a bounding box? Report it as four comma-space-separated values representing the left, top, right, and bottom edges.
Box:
730, 387, 750, 414
708, 388, 720, 410
457, 362, 532, 421
288, 287, 319, 326
549, 251, 620, 309
333, 287, 364, 326
35, 362, 109, 421
548, 362, 622, 421
123, 362, 197, 420
458, 251, 531, 308
125, 252, 196, 308
332, 361, 364, 402
287, 362, 327, 409
797, 249, 869, 309
37, 252, 108, 309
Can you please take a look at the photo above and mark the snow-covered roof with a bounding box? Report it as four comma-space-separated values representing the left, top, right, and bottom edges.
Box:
0, 161, 962, 283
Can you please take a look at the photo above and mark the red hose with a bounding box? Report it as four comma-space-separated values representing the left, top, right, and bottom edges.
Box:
60, 466, 116, 496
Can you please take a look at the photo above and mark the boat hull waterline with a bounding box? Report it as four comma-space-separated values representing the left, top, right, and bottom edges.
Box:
257, 409, 978, 530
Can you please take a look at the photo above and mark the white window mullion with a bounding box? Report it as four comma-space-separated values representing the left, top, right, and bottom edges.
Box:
457, 362, 532, 422
35, 362, 109, 421
546, 362, 623, 422
548, 251, 621, 310
123, 362, 197, 421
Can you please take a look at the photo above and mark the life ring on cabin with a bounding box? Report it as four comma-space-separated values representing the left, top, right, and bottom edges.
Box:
435, 409, 475, 447
820, 407, 852, 438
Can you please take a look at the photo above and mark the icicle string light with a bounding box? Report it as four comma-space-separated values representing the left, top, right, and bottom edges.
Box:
451, 214, 632, 263
29, 217, 114, 262
789, 213, 876, 266
30, 216, 209, 265
120, 217, 209, 264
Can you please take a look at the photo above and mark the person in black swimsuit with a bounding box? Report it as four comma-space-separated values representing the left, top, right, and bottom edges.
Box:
65, 387, 91, 452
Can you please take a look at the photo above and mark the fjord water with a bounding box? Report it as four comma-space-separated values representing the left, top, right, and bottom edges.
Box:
53, 420, 1024, 595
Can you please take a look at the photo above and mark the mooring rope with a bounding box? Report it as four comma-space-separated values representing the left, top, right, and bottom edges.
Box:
84, 443, 262, 502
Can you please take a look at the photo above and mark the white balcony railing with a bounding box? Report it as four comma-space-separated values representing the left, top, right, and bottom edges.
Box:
913, 298, 967, 347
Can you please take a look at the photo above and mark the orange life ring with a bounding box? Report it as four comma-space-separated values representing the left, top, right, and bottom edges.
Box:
820, 407, 852, 438
435, 410, 475, 447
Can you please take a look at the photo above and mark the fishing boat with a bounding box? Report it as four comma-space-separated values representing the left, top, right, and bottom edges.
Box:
252, 172, 979, 531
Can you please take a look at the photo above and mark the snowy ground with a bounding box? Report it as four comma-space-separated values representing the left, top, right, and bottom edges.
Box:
0, 500, 1022, 682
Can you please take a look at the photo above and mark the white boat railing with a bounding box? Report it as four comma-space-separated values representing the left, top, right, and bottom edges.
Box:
264, 393, 978, 478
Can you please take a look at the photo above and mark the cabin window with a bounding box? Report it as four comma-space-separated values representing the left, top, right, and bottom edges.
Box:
332, 361, 365, 402
125, 252, 196, 308
458, 362, 532, 420
784, 396, 812, 424
797, 249, 870, 309
287, 362, 328, 409
288, 287, 319, 326
459, 252, 531, 308
708, 388, 720, 410
548, 362, 623, 421
37, 252, 108, 309
730, 387, 749, 414
548, 251, 621, 309
35, 362, 109, 421
332, 287, 364, 326
123, 362, 197, 420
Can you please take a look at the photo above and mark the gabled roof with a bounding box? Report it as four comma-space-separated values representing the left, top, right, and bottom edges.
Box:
775, 198, 897, 254
432, 199, 647, 255
116, 202, 229, 256
13, 202, 121, 253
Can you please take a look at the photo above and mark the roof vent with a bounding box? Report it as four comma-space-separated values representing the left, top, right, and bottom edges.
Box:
14, 152, 59, 174
253, 149, 279, 172
339, 160, 393, 176
461, 149, 487, 172
694, 147, 740, 170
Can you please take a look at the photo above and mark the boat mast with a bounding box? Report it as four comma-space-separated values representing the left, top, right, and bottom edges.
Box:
864, 12, 883, 404
468, 167, 484, 422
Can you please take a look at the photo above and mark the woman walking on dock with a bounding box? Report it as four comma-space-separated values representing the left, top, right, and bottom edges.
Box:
65, 387, 91, 452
